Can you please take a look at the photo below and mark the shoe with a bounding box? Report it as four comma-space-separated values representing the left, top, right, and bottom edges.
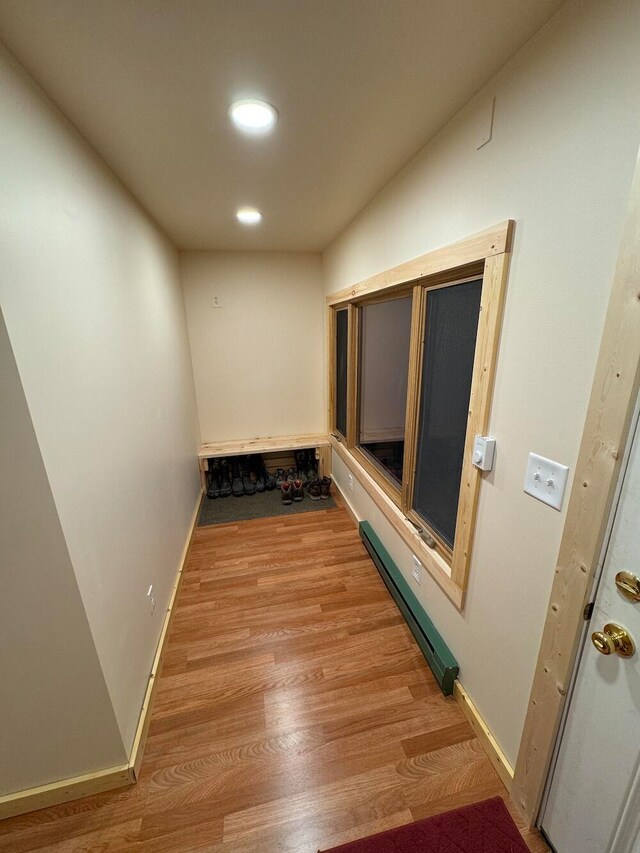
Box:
253, 455, 266, 493
242, 455, 256, 496
295, 451, 307, 484
206, 461, 219, 499
320, 476, 332, 499
231, 458, 244, 497
292, 479, 304, 502
287, 467, 296, 483
281, 481, 293, 505
307, 479, 322, 501
218, 459, 232, 498
276, 468, 286, 488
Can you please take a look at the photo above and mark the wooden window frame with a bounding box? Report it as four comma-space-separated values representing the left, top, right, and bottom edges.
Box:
329, 306, 349, 441
327, 221, 513, 608
351, 287, 414, 508
402, 272, 485, 563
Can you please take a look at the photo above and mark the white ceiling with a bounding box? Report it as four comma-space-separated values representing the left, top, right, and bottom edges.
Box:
0, 0, 565, 251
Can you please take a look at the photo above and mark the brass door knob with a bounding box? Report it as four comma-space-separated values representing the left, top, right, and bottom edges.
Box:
591, 623, 635, 657
615, 571, 640, 602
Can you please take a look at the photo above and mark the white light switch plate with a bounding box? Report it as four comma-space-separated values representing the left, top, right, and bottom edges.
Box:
524, 452, 569, 511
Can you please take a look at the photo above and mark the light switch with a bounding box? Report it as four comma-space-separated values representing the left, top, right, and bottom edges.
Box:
524, 452, 569, 511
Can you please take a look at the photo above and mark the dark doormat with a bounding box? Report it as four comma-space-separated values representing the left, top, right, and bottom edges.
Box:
198, 488, 336, 527
320, 797, 528, 853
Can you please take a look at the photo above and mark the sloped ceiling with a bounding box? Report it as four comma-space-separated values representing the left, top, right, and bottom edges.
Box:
0, 0, 565, 250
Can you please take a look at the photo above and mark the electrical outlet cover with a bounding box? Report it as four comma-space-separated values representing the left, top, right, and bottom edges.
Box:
524, 452, 569, 511
412, 555, 421, 584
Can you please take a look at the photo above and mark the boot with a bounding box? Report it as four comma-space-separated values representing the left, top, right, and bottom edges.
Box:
254, 455, 266, 493
242, 455, 256, 496
308, 479, 322, 501
231, 458, 244, 497
257, 456, 276, 491
306, 449, 317, 482
320, 476, 332, 500
206, 461, 219, 499
263, 464, 277, 491
218, 458, 232, 498
295, 450, 307, 484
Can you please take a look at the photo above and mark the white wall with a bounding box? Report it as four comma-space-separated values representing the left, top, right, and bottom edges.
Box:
0, 42, 201, 764
181, 251, 324, 443
323, 0, 640, 765
0, 309, 126, 795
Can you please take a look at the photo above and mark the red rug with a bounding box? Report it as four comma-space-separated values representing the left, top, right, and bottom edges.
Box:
320, 797, 528, 852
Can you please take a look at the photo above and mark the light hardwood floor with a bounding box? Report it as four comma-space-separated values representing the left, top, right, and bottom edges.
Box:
0, 500, 548, 852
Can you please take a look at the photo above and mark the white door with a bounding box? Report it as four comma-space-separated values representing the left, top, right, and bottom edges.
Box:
541, 401, 640, 852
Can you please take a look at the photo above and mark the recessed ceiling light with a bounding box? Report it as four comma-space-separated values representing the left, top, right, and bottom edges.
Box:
229, 99, 277, 134
236, 208, 262, 225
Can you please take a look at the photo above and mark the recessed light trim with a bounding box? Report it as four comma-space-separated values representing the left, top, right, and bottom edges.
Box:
229, 99, 277, 134
236, 208, 262, 225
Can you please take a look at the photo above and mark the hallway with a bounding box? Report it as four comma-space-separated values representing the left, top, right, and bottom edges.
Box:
0, 503, 546, 852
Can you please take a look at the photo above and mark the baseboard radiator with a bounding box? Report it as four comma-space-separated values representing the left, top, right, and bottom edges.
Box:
359, 521, 459, 696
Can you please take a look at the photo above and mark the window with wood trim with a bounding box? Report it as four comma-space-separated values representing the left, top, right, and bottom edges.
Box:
327, 222, 512, 606
407, 277, 482, 553
355, 294, 412, 497
333, 308, 349, 439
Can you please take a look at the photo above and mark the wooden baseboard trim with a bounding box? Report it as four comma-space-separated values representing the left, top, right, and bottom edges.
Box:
454, 681, 514, 793
0, 765, 132, 820
0, 488, 203, 821
332, 477, 360, 528
129, 487, 203, 778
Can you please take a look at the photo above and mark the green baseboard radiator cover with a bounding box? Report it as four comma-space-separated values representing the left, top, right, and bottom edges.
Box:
359, 520, 459, 696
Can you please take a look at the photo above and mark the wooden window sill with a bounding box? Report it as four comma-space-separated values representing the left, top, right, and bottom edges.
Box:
330, 434, 464, 609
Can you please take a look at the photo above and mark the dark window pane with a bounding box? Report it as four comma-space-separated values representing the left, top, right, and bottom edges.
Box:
335, 309, 348, 437
413, 279, 482, 547
358, 296, 412, 485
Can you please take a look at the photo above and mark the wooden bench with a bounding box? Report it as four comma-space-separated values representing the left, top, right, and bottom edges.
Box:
198, 433, 330, 460
198, 433, 331, 487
